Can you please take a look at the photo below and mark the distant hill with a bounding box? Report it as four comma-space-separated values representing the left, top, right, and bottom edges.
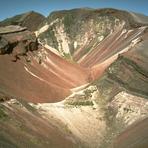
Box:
0, 11, 45, 31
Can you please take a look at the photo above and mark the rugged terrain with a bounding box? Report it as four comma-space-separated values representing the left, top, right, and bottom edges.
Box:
0, 8, 148, 148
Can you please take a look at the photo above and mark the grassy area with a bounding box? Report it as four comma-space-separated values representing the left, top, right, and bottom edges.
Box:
0, 105, 8, 120
68, 100, 93, 106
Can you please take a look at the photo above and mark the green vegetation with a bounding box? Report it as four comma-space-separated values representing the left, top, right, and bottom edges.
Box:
39, 27, 59, 50
63, 13, 75, 34
68, 100, 93, 106
0, 135, 17, 148
0, 106, 8, 120
62, 52, 73, 61
18, 99, 36, 113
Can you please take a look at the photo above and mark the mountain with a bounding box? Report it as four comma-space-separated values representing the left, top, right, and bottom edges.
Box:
0, 11, 45, 31
0, 8, 148, 148
37, 8, 148, 59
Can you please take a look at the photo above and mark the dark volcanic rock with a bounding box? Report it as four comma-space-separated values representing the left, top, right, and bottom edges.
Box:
0, 11, 45, 31
0, 36, 9, 54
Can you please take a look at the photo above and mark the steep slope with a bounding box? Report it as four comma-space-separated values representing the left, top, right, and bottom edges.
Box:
114, 118, 148, 148
0, 8, 148, 148
37, 8, 148, 61
0, 25, 91, 103
94, 35, 148, 100
37, 8, 148, 82
0, 99, 82, 148
0, 8, 148, 103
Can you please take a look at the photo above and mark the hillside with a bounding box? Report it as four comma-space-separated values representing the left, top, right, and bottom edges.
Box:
0, 11, 45, 31
0, 8, 148, 148
37, 8, 148, 60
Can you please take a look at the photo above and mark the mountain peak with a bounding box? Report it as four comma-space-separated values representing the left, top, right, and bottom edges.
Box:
0, 11, 45, 31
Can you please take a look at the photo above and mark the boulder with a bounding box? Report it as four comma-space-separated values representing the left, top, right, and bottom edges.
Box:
0, 25, 38, 56
0, 25, 27, 34
0, 36, 9, 54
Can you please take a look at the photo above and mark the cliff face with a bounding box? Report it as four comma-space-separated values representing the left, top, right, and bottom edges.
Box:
0, 8, 148, 148
0, 25, 37, 56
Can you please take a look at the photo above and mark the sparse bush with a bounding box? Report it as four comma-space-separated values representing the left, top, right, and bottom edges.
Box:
68, 100, 93, 106
0, 106, 8, 120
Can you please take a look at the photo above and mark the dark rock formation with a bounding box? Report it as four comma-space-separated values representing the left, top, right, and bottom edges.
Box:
0, 36, 9, 54
0, 25, 37, 58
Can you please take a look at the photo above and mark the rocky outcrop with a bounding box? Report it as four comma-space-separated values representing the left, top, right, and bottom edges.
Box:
0, 25, 37, 59
0, 11, 45, 31
0, 25, 27, 34
0, 36, 9, 54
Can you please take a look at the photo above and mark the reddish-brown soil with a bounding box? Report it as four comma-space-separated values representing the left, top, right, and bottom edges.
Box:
114, 118, 148, 148
0, 47, 90, 103
0, 25, 147, 103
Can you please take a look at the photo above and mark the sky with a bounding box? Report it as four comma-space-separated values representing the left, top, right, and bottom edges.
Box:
0, 0, 148, 21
